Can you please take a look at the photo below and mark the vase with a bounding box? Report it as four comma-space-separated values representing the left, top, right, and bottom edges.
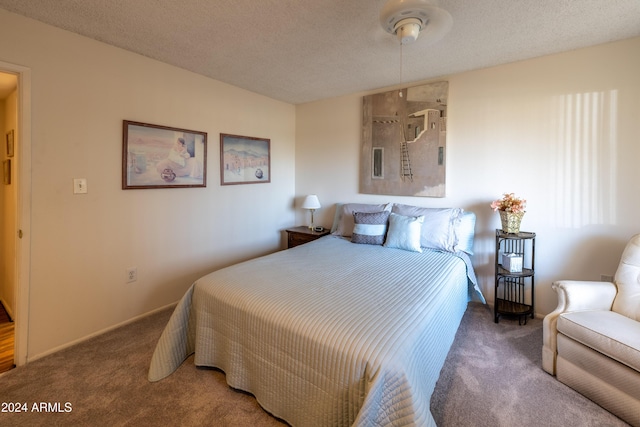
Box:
499, 211, 524, 234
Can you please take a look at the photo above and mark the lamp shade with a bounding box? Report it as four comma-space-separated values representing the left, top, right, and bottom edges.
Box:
301, 195, 321, 210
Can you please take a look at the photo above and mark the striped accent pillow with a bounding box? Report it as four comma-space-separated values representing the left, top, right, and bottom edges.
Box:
351, 211, 390, 245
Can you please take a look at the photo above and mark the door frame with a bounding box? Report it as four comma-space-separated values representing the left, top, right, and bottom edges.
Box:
0, 60, 32, 366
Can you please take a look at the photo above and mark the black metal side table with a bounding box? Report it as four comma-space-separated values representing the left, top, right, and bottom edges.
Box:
494, 229, 536, 324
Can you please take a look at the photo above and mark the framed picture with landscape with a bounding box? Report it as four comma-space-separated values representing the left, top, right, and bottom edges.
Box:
220, 133, 271, 185
122, 120, 207, 189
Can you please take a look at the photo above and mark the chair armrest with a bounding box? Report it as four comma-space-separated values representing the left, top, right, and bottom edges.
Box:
552, 280, 617, 312
542, 280, 617, 375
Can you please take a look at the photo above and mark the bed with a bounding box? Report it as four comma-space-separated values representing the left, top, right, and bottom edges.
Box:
149, 203, 485, 426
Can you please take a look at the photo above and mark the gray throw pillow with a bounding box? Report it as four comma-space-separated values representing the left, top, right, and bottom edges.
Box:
351, 211, 390, 245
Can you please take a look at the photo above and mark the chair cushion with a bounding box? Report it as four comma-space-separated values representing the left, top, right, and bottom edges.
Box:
558, 310, 640, 372
613, 233, 640, 321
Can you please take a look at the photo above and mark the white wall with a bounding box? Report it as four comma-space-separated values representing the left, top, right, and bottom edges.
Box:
0, 9, 296, 359
296, 37, 640, 316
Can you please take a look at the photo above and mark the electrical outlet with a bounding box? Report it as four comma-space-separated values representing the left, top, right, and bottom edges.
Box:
600, 274, 614, 282
127, 267, 137, 283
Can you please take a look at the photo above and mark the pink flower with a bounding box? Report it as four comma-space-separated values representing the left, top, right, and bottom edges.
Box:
490, 193, 526, 213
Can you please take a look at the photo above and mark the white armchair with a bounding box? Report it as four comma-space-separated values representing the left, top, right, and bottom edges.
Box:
542, 234, 640, 426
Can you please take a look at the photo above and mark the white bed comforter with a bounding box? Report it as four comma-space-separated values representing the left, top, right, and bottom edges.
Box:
149, 236, 483, 426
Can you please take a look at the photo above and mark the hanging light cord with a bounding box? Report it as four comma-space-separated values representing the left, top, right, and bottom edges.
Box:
399, 41, 404, 98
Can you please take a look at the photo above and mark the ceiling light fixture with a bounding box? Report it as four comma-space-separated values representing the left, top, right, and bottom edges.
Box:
380, 0, 453, 45
380, 0, 453, 98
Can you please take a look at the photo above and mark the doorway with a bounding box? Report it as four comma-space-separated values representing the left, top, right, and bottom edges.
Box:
0, 62, 32, 369
0, 70, 18, 373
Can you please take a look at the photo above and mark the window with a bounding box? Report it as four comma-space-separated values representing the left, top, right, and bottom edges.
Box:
372, 147, 384, 179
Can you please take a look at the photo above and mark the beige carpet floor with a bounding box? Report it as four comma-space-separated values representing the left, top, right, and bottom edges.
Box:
0, 302, 630, 426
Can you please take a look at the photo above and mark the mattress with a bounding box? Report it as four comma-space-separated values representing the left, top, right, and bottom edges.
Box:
149, 235, 483, 426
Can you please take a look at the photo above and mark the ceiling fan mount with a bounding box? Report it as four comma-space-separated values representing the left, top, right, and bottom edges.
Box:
380, 0, 453, 45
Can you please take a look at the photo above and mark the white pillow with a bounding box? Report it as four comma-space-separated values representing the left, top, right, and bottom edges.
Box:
454, 211, 476, 254
384, 213, 424, 253
332, 203, 392, 237
391, 204, 462, 252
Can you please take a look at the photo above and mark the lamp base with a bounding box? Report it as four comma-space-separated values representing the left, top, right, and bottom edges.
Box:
308, 209, 315, 229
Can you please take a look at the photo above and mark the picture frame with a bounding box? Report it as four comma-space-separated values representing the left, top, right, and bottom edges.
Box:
122, 120, 207, 189
3, 159, 10, 185
360, 81, 448, 197
6, 129, 14, 157
220, 133, 271, 185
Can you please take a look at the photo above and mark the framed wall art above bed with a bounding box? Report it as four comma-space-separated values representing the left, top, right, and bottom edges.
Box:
122, 120, 207, 189
361, 81, 448, 197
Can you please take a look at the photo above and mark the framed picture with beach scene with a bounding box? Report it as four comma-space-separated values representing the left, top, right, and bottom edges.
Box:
122, 120, 207, 189
220, 133, 271, 185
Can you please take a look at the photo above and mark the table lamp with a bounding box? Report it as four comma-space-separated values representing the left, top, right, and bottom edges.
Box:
301, 195, 321, 229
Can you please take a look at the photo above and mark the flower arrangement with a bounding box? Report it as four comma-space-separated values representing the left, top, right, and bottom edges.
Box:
490, 193, 526, 214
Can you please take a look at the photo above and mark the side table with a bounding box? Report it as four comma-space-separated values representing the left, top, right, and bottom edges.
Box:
285, 226, 330, 248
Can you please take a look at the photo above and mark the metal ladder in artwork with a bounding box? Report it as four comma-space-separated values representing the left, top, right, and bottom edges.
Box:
400, 140, 413, 182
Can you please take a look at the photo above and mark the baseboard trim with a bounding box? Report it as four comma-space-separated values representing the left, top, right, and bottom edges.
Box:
27, 302, 178, 363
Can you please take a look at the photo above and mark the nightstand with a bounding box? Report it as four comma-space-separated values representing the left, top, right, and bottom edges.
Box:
285, 226, 330, 248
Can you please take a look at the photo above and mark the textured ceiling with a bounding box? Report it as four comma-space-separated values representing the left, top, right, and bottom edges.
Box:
1, 0, 639, 104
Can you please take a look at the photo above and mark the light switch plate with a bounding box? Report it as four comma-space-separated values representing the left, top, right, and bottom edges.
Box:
73, 178, 88, 194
